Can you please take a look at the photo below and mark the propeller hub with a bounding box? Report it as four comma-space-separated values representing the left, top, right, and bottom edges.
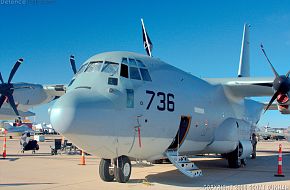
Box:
273, 75, 290, 94
0, 83, 13, 96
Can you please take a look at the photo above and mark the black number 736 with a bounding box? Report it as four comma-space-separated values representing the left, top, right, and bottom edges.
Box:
146, 90, 174, 112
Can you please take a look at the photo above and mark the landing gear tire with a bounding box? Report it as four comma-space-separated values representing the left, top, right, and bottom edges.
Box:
227, 146, 244, 168
114, 155, 131, 183
99, 158, 114, 182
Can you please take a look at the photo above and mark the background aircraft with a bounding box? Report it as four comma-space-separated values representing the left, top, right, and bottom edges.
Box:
0, 122, 33, 134
256, 123, 289, 140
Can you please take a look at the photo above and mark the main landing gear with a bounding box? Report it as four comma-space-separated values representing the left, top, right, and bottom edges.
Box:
226, 145, 246, 168
99, 155, 132, 183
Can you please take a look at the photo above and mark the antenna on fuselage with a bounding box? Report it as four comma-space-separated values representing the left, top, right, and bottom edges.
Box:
141, 18, 153, 57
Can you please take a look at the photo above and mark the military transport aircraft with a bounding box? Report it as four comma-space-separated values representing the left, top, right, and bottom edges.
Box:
1, 20, 289, 183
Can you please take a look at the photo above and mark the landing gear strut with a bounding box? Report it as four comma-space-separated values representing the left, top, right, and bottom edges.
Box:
99, 155, 131, 183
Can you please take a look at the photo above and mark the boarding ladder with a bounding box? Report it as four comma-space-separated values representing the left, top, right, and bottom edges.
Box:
165, 150, 202, 178
164, 116, 202, 178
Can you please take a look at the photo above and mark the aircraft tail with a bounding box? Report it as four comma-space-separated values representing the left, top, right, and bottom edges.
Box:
238, 23, 250, 77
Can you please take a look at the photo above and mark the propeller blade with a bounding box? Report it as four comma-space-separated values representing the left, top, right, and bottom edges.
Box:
70, 55, 77, 74
0, 72, 4, 84
7, 94, 19, 116
260, 44, 279, 78
8, 58, 23, 84
286, 70, 290, 78
0, 95, 6, 108
264, 90, 280, 113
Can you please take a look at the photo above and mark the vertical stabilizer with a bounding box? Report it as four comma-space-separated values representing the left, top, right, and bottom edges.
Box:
238, 24, 250, 77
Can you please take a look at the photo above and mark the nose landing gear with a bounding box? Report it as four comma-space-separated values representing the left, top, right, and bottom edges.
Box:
99, 159, 114, 182
99, 155, 132, 183
114, 155, 131, 183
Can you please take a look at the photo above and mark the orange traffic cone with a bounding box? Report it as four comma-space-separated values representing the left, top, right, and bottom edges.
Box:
274, 144, 285, 177
2, 130, 7, 159
79, 150, 86, 165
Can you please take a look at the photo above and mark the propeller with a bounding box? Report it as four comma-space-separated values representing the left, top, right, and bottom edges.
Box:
70, 55, 77, 74
0, 58, 24, 117
261, 44, 290, 113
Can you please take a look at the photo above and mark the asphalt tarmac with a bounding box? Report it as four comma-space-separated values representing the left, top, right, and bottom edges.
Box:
0, 135, 289, 190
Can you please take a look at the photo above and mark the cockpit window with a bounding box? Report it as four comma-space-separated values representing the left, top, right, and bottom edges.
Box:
139, 68, 152, 81
102, 61, 119, 76
122, 57, 128, 64
85, 61, 103, 72
128, 58, 137, 66
136, 60, 146, 67
129, 67, 141, 80
120, 64, 129, 78
120, 57, 152, 81
77, 63, 89, 74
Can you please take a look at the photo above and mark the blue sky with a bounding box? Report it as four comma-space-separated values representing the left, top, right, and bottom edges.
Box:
0, 0, 290, 128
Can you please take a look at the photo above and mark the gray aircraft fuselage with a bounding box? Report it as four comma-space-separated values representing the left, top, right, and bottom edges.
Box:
50, 51, 262, 161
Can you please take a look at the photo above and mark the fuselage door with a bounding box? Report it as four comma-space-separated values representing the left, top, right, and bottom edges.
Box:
167, 116, 191, 150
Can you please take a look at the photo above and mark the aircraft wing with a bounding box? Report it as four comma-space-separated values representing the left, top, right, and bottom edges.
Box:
11, 83, 66, 105
204, 77, 274, 98
0, 108, 35, 120
42, 84, 66, 101
0, 83, 66, 120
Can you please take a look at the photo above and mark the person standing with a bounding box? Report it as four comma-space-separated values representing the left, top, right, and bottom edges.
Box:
251, 133, 258, 159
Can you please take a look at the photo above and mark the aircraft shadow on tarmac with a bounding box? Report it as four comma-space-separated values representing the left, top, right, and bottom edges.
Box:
0, 182, 55, 187
7, 153, 52, 157
0, 157, 19, 161
145, 154, 290, 187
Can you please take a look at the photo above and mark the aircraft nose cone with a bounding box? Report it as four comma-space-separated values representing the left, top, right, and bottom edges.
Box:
49, 90, 115, 136
50, 92, 77, 135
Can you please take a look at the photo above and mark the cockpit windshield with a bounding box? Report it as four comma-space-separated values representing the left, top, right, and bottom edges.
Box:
120, 57, 152, 82
77, 63, 88, 74
101, 61, 119, 76
85, 61, 103, 72
75, 57, 151, 82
